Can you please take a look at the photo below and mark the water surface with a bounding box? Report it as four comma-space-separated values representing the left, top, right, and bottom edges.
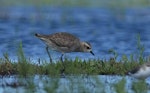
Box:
0, 7, 150, 61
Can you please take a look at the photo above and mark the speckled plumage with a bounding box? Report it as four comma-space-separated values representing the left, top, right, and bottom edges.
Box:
35, 32, 81, 52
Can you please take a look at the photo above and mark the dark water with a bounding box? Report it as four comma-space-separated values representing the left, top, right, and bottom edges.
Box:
0, 7, 150, 61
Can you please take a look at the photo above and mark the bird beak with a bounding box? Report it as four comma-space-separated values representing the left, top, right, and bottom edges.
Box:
90, 51, 95, 56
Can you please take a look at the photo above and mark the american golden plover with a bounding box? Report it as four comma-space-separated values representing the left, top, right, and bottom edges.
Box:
35, 32, 94, 63
127, 62, 150, 79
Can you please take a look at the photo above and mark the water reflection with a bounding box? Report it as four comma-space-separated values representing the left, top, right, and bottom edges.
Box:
0, 75, 150, 93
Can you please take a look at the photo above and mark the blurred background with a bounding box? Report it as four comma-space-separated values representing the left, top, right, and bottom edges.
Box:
0, 0, 150, 61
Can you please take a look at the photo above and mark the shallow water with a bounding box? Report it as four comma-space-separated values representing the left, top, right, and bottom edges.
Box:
0, 75, 150, 93
0, 7, 150, 61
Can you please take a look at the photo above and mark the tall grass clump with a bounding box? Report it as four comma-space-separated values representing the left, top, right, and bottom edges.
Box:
114, 78, 127, 93
28, 78, 36, 92
17, 42, 34, 77
136, 34, 145, 63
132, 80, 148, 93
44, 62, 60, 76
43, 78, 59, 93
0, 53, 15, 76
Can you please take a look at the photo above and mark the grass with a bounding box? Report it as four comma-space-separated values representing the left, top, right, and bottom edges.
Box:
0, 34, 148, 77
0, 52, 142, 77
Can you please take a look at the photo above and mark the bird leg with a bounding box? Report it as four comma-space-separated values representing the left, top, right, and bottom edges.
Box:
61, 54, 65, 68
46, 46, 52, 64
60, 53, 65, 74
60, 53, 64, 62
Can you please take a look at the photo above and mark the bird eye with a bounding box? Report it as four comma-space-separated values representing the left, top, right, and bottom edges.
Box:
87, 47, 90, 49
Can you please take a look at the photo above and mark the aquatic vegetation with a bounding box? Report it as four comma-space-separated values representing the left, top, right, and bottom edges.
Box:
136, 34, 145, 63
17, 42, 35, 77
0, 44, 146, 77
0, 55, 142, 77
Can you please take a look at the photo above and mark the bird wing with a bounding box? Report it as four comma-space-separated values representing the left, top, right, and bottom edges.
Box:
146, 63, 150, 67
49, 32, 80, 48
129, 66, 140, 74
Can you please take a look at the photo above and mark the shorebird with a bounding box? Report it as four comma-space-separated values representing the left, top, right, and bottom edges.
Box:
127, 62, 150, 79
35, 32, 94, 63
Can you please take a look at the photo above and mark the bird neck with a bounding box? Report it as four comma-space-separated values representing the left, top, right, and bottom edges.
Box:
74, 42, 84, 52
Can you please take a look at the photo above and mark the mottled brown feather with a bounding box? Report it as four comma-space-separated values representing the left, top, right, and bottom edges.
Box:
36, 32, 80, 49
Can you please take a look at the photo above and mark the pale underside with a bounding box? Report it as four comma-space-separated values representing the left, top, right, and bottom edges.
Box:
131, 65, 150, 79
